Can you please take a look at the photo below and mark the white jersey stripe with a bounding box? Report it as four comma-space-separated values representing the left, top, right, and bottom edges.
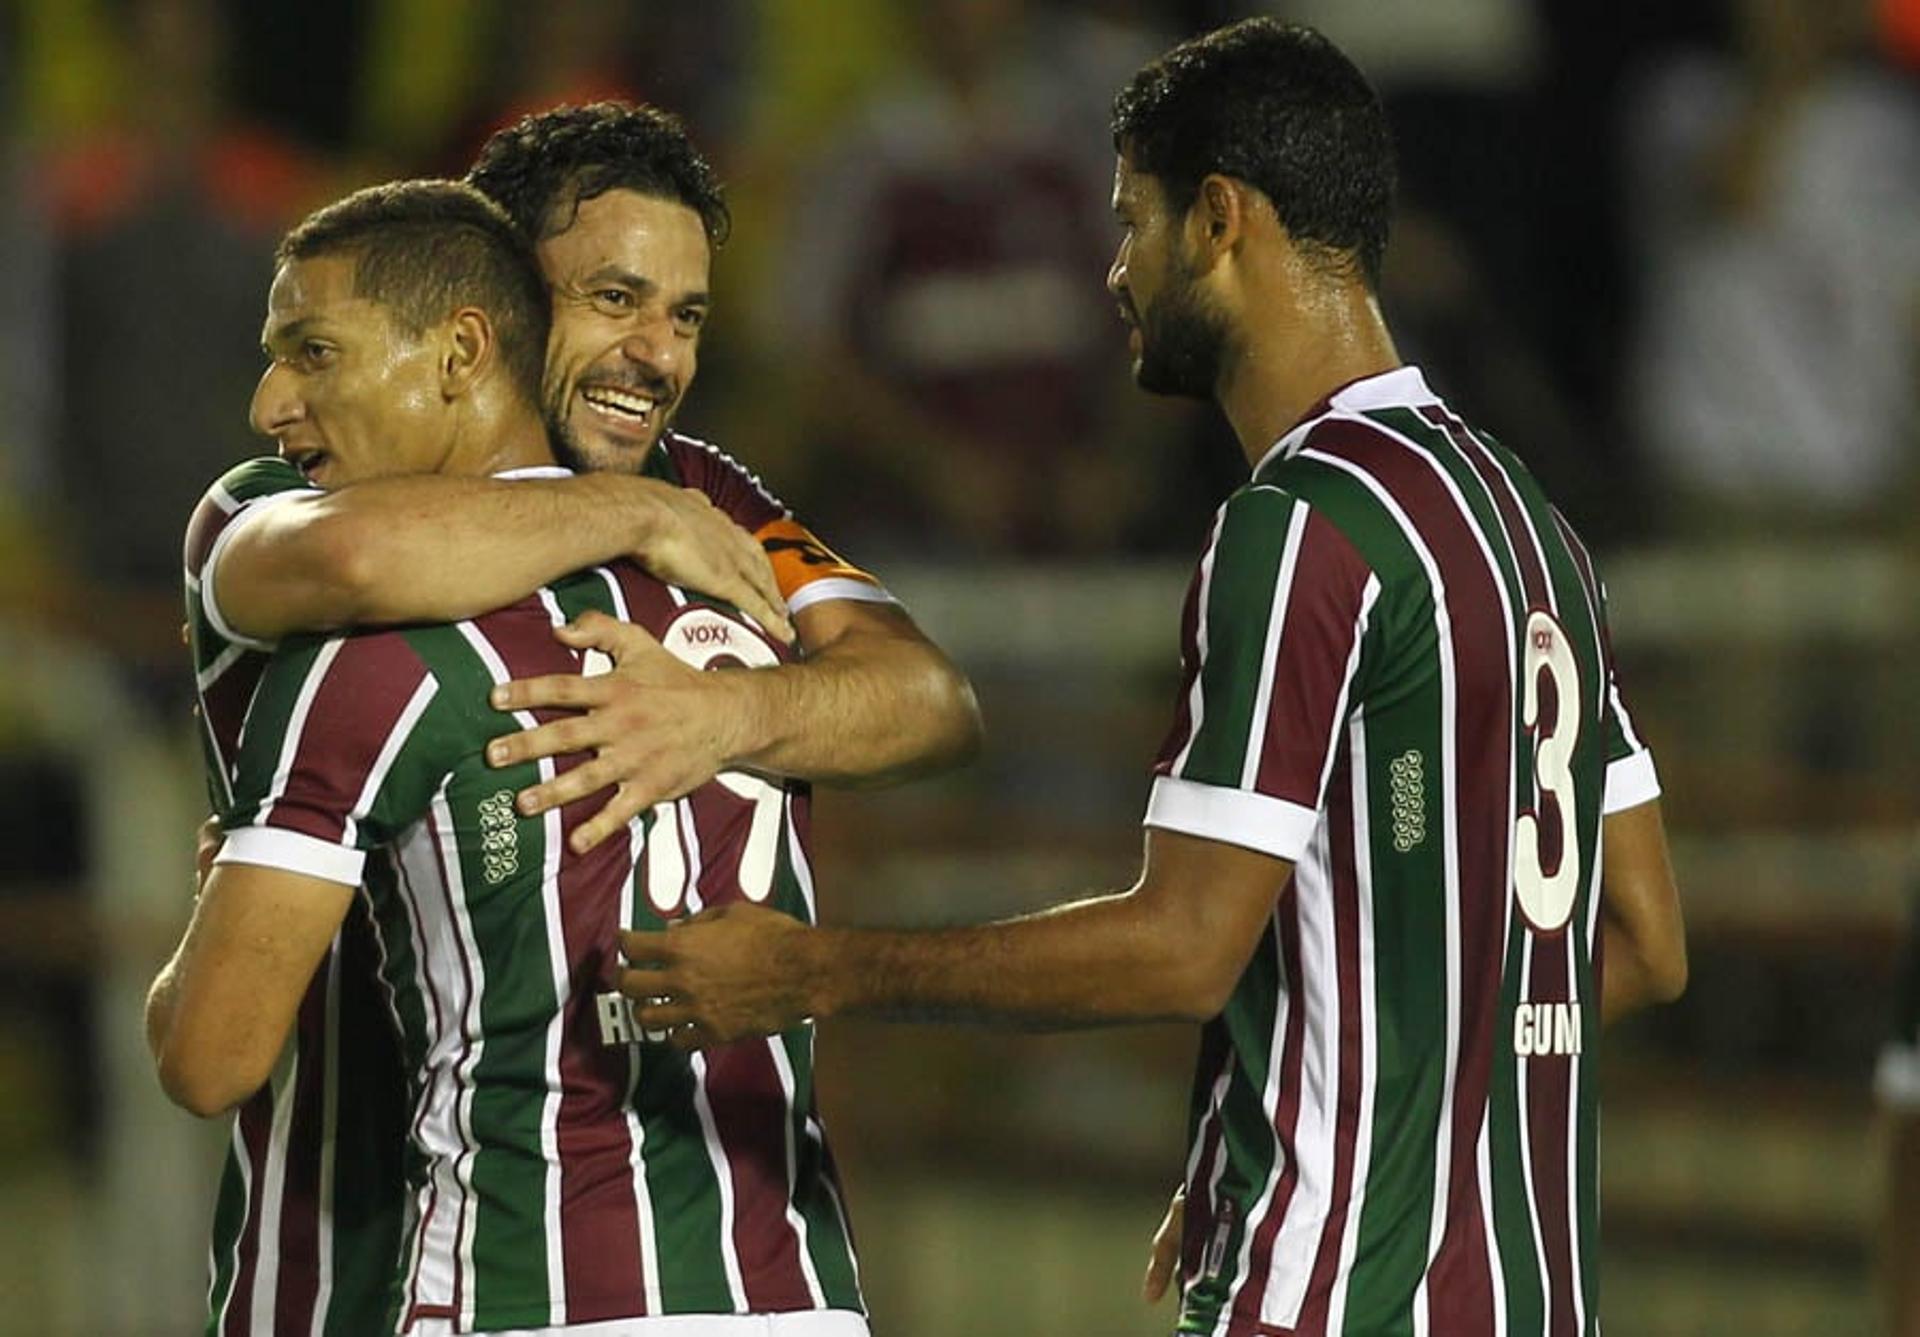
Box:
689, 1052, 751, 1310
1262, 820, 1340, 1328
248, 1044, 300, 1335
1327, 707, 1379, 1333
341, 676, 438, 850
1209, 918, 1291, 1337
309, 941, 342, 1337
1241, 496, 1309, 790
768, 1039, 828, 1307
599, 569, 666, 1316
428, 784, 489, 1327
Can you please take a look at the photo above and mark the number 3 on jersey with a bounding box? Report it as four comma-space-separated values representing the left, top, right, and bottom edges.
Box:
643, 607, 785, 915
1515, 609, 1581, 933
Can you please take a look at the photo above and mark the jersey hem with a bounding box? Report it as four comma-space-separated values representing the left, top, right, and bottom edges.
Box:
218, 825, 367, 886
201, 490, 318, 652
1602, 749, 1661, 814
785, 577, 897, 618
1144, 776, 1317, 862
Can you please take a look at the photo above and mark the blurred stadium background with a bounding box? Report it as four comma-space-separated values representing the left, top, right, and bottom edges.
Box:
3, 0, 1918, 1332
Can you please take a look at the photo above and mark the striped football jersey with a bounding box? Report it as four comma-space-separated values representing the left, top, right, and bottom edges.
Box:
1144, 367, 1660, 1337
212, 559, 862, 1333
183, 439, 885, 1335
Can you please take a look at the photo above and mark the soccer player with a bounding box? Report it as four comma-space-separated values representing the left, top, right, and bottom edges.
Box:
617, 20, 1689, 1336
171, 104, 978, 1335
150, 179, 869, 1336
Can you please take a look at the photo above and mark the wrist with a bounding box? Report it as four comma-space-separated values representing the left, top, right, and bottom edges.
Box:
792, 926, 846, 1020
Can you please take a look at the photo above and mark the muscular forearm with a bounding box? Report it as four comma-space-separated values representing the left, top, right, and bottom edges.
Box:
727, 618, 981, 785
223, 473, 680, 639
144, 956, 180, 1065
797, 893, 1227, 1028
1599, 917, 1686, 1025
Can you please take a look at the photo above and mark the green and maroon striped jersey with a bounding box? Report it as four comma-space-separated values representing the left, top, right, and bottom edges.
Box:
182, 442, 880, 1336
1145, 367, 1659, 1337
185, 454, 411, 1337
211, 557, 862, 1334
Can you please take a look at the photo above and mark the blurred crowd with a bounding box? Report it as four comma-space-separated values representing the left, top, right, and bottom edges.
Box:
0, 1, 1917, 1332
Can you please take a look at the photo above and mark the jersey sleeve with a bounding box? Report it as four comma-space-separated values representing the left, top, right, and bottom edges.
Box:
214, 630, 447, 887
183, 455, 324, 653
1595, 579, 1661, 815
665, 433, 896, 616
1145, 487, 1381, 863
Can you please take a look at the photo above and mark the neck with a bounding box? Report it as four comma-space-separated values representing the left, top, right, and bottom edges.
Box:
442, 400, 559, 478
1217, 281, 1400, 471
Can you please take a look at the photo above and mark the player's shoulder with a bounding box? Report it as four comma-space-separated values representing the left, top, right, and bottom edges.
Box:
660, 430, 788, 514
184, 455, 317, 578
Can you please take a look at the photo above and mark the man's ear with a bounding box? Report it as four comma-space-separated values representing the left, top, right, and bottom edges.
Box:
442, 306, 494, 399
1186, 173, 1249, 273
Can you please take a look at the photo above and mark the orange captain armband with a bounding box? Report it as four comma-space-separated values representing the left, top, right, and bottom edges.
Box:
753, 517, 881, 601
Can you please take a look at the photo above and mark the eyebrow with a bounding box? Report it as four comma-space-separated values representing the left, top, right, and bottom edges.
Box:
260, 316, 320, 355
580, 265, 710, 308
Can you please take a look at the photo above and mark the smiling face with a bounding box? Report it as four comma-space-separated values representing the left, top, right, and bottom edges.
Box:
1107, 153, 1230, 402
536, 188, 712, 474
248, 254, 453, 488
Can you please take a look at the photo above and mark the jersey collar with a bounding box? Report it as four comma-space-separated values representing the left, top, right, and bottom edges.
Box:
1256, 365, 1440, 473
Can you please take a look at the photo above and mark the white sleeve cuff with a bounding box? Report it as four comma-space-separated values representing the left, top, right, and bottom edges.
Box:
1602, 749, 1662, 815
1143, 775, 1318, 862
784, 577, 898, 618
1878, 1044, 1920, 1111
216, 825, 366, 887
200, 491, 320, 652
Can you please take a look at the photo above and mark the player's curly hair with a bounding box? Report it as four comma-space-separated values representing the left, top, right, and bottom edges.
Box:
466, 101, 731, 248
277, 179, 549, 408
1112, 19, 1395, 290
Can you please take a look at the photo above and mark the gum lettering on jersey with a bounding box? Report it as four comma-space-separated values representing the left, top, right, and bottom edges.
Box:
1389, 749, 1426, 852
478, 789, 519, 885
1203, 1200, 1237, 1281
1513, 1001, 1583, 1056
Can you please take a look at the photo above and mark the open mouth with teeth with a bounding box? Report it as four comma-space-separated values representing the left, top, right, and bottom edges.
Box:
579, 384, 662, 434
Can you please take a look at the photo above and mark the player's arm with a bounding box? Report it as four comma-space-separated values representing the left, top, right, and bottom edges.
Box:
622, 828, 1292, 1045
1598, 798, 1687, 1024
213, 471, 787, 643
147, 862, 354, 1116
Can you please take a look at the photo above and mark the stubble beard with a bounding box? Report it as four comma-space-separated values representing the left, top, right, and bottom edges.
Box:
1134, 269, 1229, 403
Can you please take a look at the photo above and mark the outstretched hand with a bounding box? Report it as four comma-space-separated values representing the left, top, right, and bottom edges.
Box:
618, 903, 817, 1050
487, 610, 748, 853
637, 486, 793, 645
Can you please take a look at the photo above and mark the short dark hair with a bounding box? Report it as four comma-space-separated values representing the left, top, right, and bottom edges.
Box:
465, 101, 731, 247
276, 179, 549, 406
1112, 19, 1395, 289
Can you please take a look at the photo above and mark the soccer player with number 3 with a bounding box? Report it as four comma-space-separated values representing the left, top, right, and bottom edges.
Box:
618, 21, 1687, 1337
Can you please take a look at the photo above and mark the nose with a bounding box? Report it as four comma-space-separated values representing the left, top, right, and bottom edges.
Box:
249, 361, 302, 438
619, 314, 685, 383
1106, 236, 1130, 299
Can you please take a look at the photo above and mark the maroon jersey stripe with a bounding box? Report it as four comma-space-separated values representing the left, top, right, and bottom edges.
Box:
1250, 506, 1373, 808
1230, 897, 1309, 1325
1294, 744, 1367, 1335
705, 1044, 818, 1311
1155, 508, 1227, 774
1308, 419, 1509, 1333
1179, 1032, 1234, 1287
1430, 410, 1586, 1337
222, 1091, 275, 1336
272, 974, 331, 1333
262, 638, 431, 846
469, 605, 652, 1322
